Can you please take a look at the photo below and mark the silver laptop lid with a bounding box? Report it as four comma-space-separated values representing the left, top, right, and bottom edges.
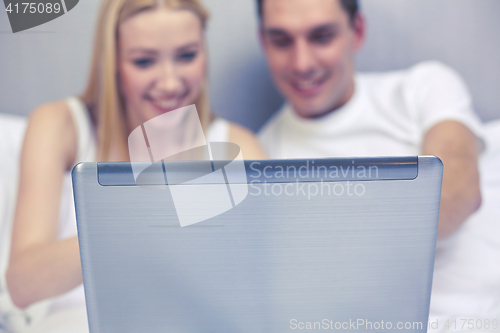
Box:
73, 156, 442, 332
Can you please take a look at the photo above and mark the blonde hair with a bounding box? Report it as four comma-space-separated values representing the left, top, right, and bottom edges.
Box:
81, 0, 211, 161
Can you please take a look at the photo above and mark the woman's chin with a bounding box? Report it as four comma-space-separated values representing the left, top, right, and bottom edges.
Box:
149, 100, 184, 115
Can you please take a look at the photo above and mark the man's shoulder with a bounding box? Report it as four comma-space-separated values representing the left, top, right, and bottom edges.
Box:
406, 61, 465, 85
355, 60, 468, 107
357, 61, 462, 85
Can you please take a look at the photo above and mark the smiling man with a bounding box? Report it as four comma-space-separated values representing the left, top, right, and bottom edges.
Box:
258, 0, 360, 120
257, 0, 489, 330
257, 0, 484, 241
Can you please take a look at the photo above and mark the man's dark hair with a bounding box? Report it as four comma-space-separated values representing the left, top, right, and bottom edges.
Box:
257, 0, 359, 25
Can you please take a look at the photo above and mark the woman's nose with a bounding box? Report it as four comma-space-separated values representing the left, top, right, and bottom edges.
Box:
155, 62, 183, 94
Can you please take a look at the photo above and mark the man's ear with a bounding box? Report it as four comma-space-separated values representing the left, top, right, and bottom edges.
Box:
352, 13, 365, 51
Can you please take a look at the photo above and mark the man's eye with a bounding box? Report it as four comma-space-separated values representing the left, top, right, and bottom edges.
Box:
133, 58, 154, 68
270, 36, 293, 48
177, 51, 197, 62
310, 33, 335, 45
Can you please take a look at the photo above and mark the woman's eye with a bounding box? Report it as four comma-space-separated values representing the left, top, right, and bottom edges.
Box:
177, 51, 197, 62
133, 58, 154, 68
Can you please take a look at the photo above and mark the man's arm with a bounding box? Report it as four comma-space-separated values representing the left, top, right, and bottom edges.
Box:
421, 120, 482, 239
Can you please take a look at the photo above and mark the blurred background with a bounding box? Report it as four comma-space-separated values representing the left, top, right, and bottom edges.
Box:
0, 0, 499, 132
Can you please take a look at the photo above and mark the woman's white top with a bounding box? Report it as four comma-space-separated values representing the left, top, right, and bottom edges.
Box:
49, 97, 96, 313
49, 98, 230, 314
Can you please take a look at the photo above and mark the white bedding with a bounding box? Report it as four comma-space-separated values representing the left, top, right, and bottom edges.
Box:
427, 119, 500, 333
0, 115, 499, 333
0, 114, 26, 278
0, 114, 29, 333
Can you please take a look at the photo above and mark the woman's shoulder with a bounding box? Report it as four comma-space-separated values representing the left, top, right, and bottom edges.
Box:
29, 99, 74, 130
24, 99, 78, 167
226, 121, 267, 160
227, 121, 255, 141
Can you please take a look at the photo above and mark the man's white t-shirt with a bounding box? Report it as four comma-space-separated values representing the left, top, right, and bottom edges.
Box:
258, 61, 489, 331
259, 61, 484, 159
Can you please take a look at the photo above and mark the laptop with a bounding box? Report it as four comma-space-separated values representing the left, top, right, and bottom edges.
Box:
72, 156, 442, 332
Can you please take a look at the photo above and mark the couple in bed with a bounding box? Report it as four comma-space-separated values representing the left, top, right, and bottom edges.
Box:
5, 0, 486, 332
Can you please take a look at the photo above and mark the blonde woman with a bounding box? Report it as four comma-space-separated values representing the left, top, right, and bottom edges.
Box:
6, 0, 266, 331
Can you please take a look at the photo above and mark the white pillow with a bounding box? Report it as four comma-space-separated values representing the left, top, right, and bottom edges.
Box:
0, 114, 28, 333
481, 119, 500, 184
0, 113, 27, 282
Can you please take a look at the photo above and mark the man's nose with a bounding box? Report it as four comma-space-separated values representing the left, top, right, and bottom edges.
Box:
291, 39, 316, 77
156, 61, 183, 94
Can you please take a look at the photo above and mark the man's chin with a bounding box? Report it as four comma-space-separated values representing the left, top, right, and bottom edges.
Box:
292, 100, 332, 119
